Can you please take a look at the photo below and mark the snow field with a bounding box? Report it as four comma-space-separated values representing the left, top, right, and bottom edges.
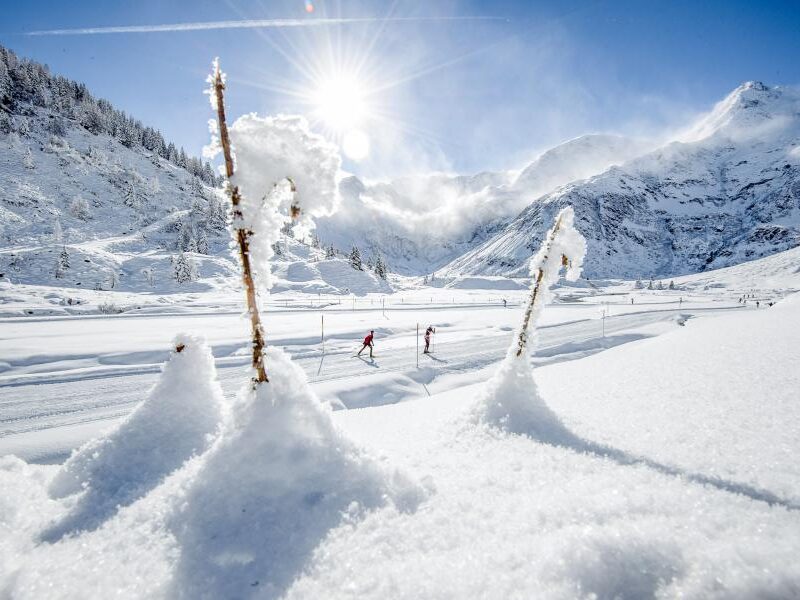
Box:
2, 248, 800, 598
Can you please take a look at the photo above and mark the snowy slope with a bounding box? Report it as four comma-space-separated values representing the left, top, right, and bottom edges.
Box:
446, 82, 800, 279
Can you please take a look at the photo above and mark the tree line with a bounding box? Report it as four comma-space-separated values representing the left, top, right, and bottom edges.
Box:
0, 44, 220, 186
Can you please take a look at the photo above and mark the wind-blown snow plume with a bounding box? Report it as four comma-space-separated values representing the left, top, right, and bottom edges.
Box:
474, 207, 586, 436
168, 347, 425, 599
43, 334, 224, 539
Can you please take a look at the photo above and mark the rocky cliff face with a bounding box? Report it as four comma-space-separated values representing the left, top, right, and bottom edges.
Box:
444, 82, 800, 279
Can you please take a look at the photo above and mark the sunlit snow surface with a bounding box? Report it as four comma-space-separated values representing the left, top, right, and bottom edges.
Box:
1, 254, 800, 597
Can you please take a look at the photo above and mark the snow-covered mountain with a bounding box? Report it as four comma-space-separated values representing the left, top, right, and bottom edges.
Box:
316, 133, 650, 274
3, 41, 798, 287
445, 82, 800, 279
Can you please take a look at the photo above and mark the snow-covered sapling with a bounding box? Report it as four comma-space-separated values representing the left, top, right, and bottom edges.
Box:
474, 207, 587, 437
206, 59, 339, 383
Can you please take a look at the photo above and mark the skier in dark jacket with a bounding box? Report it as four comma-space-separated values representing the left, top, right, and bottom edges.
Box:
424, 325, 435, 354
357, 330, 374, 358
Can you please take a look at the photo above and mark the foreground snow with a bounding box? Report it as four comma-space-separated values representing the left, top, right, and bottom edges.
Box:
1, 286, 799, 598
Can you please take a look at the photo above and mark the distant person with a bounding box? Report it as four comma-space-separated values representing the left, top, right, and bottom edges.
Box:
424, 325, 435, 353
502, 298, 507, 308
631, 298, 634, 305
357, 330, 374, 358
756, 300, 760, 308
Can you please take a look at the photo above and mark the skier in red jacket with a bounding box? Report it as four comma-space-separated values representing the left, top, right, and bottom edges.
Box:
357, 330, 375, 358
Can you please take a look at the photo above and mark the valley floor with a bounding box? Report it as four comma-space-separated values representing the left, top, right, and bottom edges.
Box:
1, 274, 799, 598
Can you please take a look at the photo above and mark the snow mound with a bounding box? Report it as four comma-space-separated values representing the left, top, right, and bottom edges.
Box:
474, 207, 586, 435
168, 347, 425, 599
474, 355, 574, 440
271, 257, 392, 295
43, 334, 224, 539
446, 276, 527, 290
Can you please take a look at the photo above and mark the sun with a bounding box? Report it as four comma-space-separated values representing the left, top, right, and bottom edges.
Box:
312, 73, 368, 132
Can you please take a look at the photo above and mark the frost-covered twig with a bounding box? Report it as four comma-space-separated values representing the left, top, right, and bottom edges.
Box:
210, 59, 269, 384
473, 207, 586, 436
514, 206, 586, 358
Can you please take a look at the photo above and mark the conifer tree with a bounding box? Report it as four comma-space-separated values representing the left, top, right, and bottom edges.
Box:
196, 230, 210, 255
349, 245, 363, 271
374, 255, 388, 280
172, 253, 196, 284
54, 246, 69, 279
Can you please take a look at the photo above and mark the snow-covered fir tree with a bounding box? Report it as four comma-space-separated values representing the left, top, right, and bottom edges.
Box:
326, 244, 336, 259
374, 255, 388, 280
647, 279, 654, 290
172, 252, 196, 284
123, 181, 139, 209
69, 196, 91, 221
669, 280, 676, 290
349, 245, 363, 270
196, 230, 210, 255
634, 278, 643, 289
108, 270, 120, 289
54, 246, 69, 279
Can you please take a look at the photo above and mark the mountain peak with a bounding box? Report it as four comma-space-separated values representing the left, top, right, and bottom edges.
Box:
677, 81, 798, 143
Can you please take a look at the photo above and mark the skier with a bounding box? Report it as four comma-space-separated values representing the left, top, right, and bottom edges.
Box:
502, 298, 507, 308
424, 325, 435, 354
357, 330, 374, 358
756, 300, 760, 308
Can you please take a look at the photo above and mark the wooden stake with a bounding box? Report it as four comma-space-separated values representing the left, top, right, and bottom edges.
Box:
213, 62, 269, 384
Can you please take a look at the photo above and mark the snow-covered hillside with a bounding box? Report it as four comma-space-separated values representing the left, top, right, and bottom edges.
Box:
446, 82, 800, 279
0, 45, 235, 293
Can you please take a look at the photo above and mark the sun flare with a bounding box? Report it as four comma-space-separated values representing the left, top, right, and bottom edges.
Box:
312, 73, 368, 132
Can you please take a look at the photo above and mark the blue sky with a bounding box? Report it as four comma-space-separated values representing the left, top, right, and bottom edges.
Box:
2, 0, 799, 178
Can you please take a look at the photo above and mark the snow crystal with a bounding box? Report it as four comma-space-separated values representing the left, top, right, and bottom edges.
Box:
474, 206, 586, 435
168, 347, 424, 599
228, 114, 340, 291
43, 334, 224, 540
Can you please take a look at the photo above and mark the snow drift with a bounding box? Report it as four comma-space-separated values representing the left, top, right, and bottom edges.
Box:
168, 347, 425, 599
43, 334, 223, 539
